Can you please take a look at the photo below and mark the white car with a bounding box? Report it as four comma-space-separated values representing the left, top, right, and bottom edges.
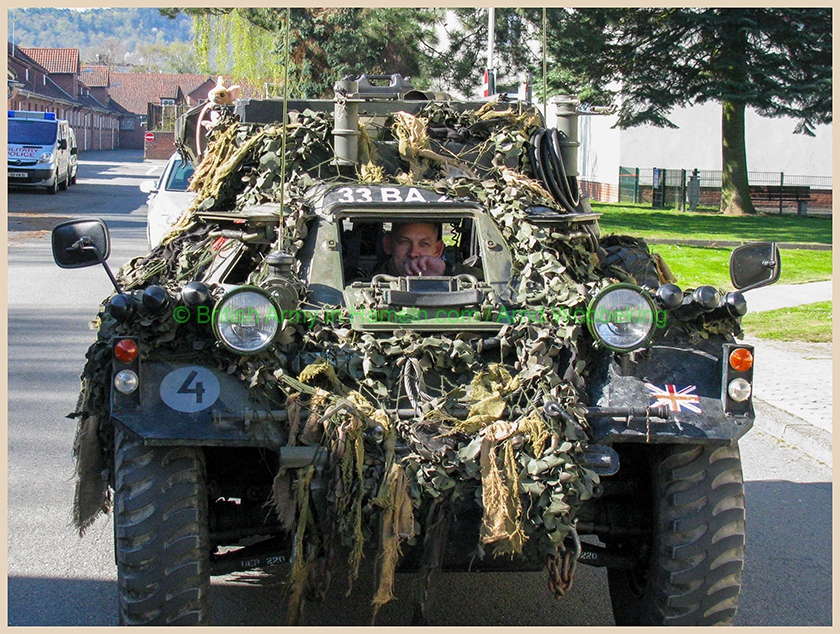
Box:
67, 127, 78, 185
140, 152, 196, 248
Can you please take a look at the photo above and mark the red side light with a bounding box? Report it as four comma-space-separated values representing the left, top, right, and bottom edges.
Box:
114, 339, 139, 363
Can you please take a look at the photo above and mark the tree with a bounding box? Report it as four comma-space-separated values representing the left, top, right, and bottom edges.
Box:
131, 42, 199, 74
447, 8, 832, 215
437, 8, 536, 97
160, 8, 444, 98
82, 36, 128, 67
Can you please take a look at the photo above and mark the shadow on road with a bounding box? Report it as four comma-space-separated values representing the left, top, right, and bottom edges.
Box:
8, 479, 831, 626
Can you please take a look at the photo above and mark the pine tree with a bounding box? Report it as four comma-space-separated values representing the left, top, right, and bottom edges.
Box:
447, 8, 832, 215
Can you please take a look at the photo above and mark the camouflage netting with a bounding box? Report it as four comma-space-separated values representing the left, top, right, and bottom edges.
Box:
70, 99, 671, 623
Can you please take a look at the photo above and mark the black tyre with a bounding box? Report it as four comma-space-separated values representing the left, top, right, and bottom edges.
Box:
45, 179, 58, 194
600, 237, 662, 290
607, 442, 746, 626
113, 426, 211, 625
59, 172, 68, 191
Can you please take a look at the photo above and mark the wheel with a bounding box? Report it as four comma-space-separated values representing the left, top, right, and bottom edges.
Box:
69, 168, 77, 185
45, 178, 58, 194
113, 426, 211, 625
599, 236, 663, 290
607, 442, 746, 626
59, 172, 68, 191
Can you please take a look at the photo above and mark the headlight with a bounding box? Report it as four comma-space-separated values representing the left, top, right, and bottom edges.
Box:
587, 284, 657, 351
213, 286, 280, 354
37, 152, 53, 164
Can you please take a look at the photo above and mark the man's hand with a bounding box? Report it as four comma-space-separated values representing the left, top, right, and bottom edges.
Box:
404, 256, 446, 276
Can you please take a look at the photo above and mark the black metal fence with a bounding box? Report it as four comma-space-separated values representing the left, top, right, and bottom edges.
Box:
619, 166, 832, 214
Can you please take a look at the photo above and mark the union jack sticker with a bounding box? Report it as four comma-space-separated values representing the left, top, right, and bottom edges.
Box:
645, 383, 702, 414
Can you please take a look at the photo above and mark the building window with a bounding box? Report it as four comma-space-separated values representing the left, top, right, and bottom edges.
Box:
161, 98, 176, 106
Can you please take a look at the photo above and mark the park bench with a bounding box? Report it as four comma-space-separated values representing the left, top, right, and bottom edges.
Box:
749, 184, 811, 214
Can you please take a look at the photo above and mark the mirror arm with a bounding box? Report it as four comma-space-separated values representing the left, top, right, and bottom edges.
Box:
74, 242, 122, 294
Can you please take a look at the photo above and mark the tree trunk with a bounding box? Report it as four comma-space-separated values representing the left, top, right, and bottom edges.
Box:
720, 99, 756, 215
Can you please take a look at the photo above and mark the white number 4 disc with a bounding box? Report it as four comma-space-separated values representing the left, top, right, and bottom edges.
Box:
159, 366, 221, 413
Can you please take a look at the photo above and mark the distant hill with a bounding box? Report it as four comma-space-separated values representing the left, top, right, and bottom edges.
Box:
8, 8, 193, 65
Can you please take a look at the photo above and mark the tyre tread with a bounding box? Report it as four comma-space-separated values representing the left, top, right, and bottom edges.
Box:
608, 442, 746, 626
114, 428, 210, 625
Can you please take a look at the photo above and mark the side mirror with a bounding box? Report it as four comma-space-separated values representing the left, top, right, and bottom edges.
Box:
52, 218, 122, 293
70, 146, 78, 156
57, 139, 67, 150
729, 242, 781, 292
139, 180, 159, 194
51, 218, 111, 269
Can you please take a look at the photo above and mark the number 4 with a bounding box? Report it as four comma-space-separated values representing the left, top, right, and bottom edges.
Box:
177, 370, 205, 403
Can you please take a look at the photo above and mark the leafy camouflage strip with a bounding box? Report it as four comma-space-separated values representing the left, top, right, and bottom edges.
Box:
71, 102, 638, 618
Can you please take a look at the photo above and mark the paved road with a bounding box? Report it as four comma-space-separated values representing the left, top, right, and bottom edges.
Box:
743, 280, 833, 466
6, 150, 832, 626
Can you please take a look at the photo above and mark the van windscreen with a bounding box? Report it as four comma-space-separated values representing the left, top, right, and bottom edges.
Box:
8, 120, 58, 145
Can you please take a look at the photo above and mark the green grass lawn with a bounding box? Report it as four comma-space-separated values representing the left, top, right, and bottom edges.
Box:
741, 301, 833, 342
594, 202, 833, 288
594, 202, 832, 245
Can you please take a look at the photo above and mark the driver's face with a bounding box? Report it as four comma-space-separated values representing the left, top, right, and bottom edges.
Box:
384, 223, 444, 276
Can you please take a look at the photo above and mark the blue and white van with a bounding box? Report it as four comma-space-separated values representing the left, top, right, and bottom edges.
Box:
8, 110, 73, 194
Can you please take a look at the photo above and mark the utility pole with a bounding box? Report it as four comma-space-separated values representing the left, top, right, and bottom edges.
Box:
483, 8, 496, 98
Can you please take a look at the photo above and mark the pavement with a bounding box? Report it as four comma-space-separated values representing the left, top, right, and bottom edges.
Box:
742, 280, 833, 466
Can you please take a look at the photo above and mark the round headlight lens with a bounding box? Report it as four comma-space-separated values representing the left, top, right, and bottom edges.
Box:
213, 287, 279, 354
587, 284, 657, 351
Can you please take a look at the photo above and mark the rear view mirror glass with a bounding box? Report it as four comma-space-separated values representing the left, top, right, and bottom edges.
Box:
51, 218, 111, 269
729, 242, 781, 291
139, 180, 158, 194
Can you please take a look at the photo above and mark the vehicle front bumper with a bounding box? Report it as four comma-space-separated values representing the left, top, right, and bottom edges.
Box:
7, 165, 56, 186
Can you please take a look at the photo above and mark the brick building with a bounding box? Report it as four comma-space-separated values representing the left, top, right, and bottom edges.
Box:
105, 72, 217, 149
8, 44, 120, 151
7, 42, 248, 154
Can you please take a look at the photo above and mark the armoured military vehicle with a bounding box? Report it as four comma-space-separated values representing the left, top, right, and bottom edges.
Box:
53, 73, 780, 626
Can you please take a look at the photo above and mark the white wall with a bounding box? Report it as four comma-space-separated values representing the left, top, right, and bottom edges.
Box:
577, 107, 621, 184
576, 101, 833, 186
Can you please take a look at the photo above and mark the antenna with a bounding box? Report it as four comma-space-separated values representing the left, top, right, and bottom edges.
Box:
542, 8, 547, 118
276, 6, 291, 250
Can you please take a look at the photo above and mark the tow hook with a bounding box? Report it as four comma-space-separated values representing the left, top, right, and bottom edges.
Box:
543, 401, 620, 476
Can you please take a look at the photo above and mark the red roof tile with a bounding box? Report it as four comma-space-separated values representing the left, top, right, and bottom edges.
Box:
80, 65, 110, 88
19, 47, 79, 74
108, 72, 212, 114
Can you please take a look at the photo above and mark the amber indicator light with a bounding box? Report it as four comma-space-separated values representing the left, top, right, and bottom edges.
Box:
729, 348, 753, 372
114, 339, 139, 363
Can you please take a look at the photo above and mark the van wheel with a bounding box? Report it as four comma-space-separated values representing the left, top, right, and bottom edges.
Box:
607, 442, 746, 626
113, 426, 211, 625
59, 173, 68, 191
45, 180, 58, 194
